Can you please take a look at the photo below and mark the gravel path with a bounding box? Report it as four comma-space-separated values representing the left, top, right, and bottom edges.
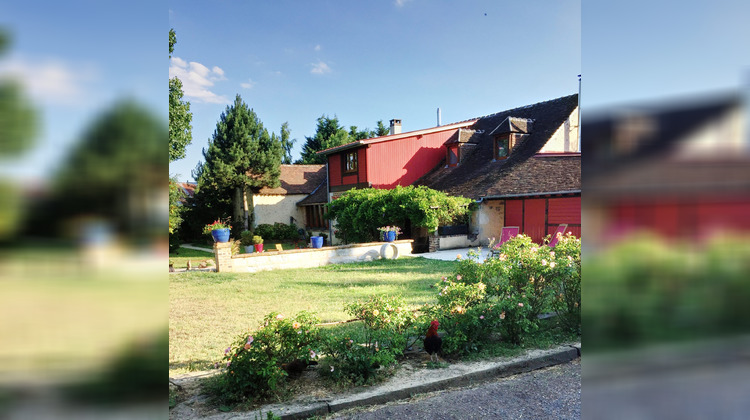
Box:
328, 359, 580, 419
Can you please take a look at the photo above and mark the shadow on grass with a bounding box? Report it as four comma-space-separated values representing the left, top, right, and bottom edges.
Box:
170, 359, 217, 373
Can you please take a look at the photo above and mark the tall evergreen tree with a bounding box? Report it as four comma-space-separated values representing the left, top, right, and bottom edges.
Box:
197, 94, 282, 233
297, 115, 349, 164
279, 121, 294, 164
296, 116, 390, 164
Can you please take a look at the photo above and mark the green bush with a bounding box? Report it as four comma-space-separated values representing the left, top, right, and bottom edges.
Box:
319, 295, 416, 385
584, 234, 750, 351
253, 223, 299, 241
212, 311, 320, 404
326, 185, 474, 243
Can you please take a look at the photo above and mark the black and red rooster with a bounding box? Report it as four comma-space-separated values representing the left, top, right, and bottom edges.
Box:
424, 319, 442, 362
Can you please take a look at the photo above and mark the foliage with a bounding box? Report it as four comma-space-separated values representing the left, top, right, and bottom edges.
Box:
37, 100, 165, 239
297, 115, 349, 164
252, 235, 263, 245
545, 233, 581, 333
320, 295, 415, 385
432, 234, 581, 349
169, 29, 192, 162
212, 312, 320, 404
240, 230, 254, 246
279, 122, 294, 164
196, 94, 282, 234
254, 223, 299, 241
296, 115, 389, 164
169, 177, 184, 235
326, 186, 473, 243
584, 233, 750, 351
202, 219, 230, 235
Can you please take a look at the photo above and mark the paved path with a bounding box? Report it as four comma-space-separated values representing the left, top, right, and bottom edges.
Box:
416, 246, 492, 262
180, 244, 213, 253
329, 360, 581, 420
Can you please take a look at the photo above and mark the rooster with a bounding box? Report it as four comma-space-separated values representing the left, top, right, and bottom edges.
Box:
424, 320, 442, 362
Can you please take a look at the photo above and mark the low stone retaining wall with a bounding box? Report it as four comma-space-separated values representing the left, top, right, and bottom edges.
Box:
213, 240, 413, 273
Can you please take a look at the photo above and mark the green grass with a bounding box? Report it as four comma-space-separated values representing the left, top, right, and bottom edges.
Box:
169, 246, 215, 270
169, 256, 457, 375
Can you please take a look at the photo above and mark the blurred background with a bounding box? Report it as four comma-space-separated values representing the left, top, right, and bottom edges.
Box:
582, 0, 750, 418
0, 2, 165, 418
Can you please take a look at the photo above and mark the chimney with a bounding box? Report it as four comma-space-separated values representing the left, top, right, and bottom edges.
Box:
437, 108, 442, 126
389, 119, 402, 135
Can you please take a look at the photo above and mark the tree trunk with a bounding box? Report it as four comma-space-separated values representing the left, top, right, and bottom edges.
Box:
233, 186, 244, 235
245, 187, 254, 232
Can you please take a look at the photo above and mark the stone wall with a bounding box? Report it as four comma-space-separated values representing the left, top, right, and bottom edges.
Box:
213, 240, 413, 273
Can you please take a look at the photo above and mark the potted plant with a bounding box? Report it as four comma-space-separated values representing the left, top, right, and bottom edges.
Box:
252, 235, 264, 253
310, 234, 323, 248
378, 226, 402, 242
240, 230, 254, 253
203, 219, 231, 242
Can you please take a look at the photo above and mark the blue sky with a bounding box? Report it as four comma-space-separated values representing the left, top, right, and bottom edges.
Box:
2, 2, 747, 184
0, 2, 163, 183
168, 0, 581, 182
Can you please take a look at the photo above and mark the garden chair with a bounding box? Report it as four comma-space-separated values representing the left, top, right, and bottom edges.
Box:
490, 226, 519, 257
548, 224, 568, 248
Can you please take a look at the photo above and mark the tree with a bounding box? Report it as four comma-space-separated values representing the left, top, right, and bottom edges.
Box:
0, 29, 37, 240
280, 122, 294, 164
197, 94, 282, 234
35, 100, 166, 239
169, 29, 192, 162
374, 120, 390, 137
296, 116, 390, 164
297, 115, 349, 164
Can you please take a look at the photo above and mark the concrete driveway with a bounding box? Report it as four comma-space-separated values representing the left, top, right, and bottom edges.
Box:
414, 246, 493, 262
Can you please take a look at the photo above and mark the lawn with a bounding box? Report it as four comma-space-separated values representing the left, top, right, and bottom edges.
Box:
169, 256, 457, 375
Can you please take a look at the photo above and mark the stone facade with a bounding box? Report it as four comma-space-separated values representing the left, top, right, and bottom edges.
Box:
213, 240, 413, 273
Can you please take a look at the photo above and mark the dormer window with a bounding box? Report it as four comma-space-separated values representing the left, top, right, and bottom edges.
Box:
447, 145, 459, 167
344, 151, 358, 173
494, 134, 515, 160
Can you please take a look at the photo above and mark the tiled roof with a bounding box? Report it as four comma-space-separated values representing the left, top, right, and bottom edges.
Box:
297, 177, 328, 206
257, 165, 326, 195
416, 94, 580, 199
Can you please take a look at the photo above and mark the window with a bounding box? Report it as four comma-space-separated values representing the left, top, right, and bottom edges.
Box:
494, 134, 514, 160
447, 145, 459, 166
344, 151, 358, 173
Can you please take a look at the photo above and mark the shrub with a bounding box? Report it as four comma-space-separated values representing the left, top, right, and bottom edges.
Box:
212, 311, 320, 404
319, 295, 416, 385
325, 185, 474, 243
545, 233, 581, 332
240, 230, 254, 246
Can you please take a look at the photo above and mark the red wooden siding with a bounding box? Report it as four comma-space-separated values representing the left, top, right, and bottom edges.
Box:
367, 129, 459, 188
609, 196, 750, 239
548, 197, 581, 225
504, 200, 523, 228
523, 199, 546, 243
358, 148, 367, 181
504, 196, 581, 244
329, 154, 342, 187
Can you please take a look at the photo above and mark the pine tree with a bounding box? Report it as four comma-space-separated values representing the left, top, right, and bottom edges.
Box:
197, 94, 282, 234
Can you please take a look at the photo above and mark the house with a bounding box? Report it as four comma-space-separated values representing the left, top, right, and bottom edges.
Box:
318, 94, 580, 248
252, 164, 328, 234
583, 92, 750, 248
417, 95, 580, 247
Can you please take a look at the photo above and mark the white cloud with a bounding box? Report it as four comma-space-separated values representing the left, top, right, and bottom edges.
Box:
395, 0, 414, 6
310, 61, 332, 75
240, 78, 255, 89
169, 56, 229, 104
314, 44, 321, 51
0, 55, 98, 106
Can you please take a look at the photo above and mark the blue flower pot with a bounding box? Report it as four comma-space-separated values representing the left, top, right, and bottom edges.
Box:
211, 228, 230, 243
311, 236, 323, 248
385, 231, 396, 242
